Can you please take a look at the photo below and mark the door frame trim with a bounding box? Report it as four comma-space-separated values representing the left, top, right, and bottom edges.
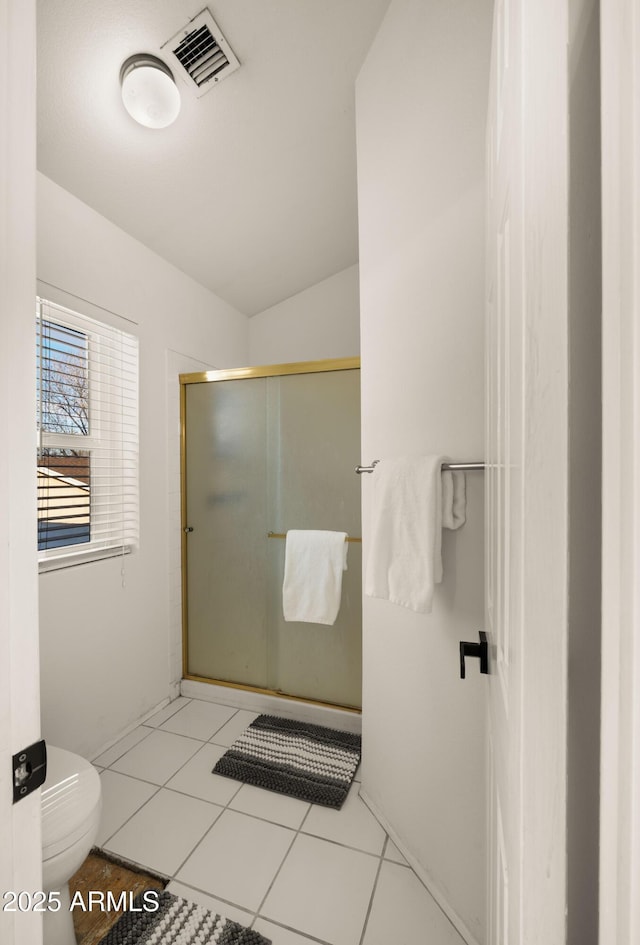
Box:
0, 2, 42, 941
180, 356, 360, 386
599, 1, 640, 941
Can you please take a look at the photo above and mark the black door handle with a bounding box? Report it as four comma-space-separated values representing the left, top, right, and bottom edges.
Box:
459, 631, 489, 679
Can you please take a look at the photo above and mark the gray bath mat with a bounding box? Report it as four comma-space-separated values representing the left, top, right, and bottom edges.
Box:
98, 890, 270, 944
212, 714, 361, 809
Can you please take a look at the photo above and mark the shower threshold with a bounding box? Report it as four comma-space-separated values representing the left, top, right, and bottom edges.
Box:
181, 676, 362, 733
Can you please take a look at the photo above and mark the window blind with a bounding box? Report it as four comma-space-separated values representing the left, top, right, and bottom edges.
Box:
36, 297, 139, 566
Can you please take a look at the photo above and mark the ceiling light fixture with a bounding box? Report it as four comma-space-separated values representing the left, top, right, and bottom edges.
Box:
119, 54, 181, 129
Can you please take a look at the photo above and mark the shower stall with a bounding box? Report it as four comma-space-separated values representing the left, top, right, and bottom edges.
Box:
180, 357, 362, 710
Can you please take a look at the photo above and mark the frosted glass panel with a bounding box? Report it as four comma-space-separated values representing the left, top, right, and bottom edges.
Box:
185, 378, 269, 685
184, 365, 361, 708
266, 371, 362, 705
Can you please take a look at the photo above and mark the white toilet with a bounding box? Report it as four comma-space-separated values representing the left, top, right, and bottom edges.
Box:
41, 746, 102, 945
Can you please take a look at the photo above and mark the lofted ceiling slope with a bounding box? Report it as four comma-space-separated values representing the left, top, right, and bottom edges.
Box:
36, 0, 391, 316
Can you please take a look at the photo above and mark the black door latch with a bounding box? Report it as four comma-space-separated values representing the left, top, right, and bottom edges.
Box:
459, 631, 489, 679
13, 740, 47, 803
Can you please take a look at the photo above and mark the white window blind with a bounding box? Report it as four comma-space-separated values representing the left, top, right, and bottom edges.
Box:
36, 297, 139, 568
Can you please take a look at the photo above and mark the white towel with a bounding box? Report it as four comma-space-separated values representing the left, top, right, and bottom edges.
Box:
282, 529, 349, 625
441, 470, 466, 530
364, 455, 465, 614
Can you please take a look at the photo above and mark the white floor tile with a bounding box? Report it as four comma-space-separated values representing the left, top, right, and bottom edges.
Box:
104, 788, 221, 877
97, 770, 157, 846
384, 837, 409, 865
177, 809, 294, 912
165, 743, 243, 806
229, 783, 310, 829
261, 833, 379, 945
362, 861, 466, 945
166, 881, 254, 927
110, 729, 202, 784
160, 699, 238, 740
144, 697, 192, 728
93, 727, 152, 768
89, 697, 456, 945
253, 919, 321, 945
210, 709, 259, 747
302, 781, 386, 855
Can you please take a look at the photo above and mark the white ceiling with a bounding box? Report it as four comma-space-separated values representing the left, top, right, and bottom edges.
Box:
36, 0, 391, 316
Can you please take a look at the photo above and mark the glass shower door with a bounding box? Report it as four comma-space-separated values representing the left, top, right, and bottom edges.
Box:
182, 361, 362, 709
265, 369, 362, 706
183, 376, 270, 687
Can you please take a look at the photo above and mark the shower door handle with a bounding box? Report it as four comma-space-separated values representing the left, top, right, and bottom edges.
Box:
459, 631, 489, 679
183, 526, 194, 533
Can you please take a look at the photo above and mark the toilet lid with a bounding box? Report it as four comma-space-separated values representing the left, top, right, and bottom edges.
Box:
41, 746, 101, 860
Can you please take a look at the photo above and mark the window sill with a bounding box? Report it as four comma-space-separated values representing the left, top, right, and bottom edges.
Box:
38, 545, 133, 573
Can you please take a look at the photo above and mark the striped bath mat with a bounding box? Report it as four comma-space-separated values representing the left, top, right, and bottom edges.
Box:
98, 890, 270, 944
212, 714, 361, 809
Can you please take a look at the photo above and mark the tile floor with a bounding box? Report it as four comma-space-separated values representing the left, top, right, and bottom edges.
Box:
92, 696, 465, 945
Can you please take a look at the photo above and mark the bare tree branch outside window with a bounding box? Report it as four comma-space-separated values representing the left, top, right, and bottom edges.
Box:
37, 319, 92, 551
39, 319, 89, 437
42, 354, 89, 435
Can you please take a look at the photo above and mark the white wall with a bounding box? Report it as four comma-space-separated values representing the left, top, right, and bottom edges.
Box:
249, 264, 360, 364
37, 173, 249, 760
356, 1, 492, 942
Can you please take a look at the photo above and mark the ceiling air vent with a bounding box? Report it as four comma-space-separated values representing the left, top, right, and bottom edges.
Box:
163, 9, 240, 97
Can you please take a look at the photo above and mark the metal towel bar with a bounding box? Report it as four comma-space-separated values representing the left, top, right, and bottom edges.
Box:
267, 531, 361, 543
355, 460, 485, 474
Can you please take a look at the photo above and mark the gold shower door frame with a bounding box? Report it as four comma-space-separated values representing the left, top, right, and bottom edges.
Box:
180, 356, 361, 712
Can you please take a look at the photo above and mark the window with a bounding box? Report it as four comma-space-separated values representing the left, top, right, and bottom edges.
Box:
36, 297, 139, 569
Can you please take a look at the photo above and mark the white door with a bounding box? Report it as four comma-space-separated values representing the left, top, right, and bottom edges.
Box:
599, 1, 640, 941
0, 3, 43, 944
485, 1, 569, 942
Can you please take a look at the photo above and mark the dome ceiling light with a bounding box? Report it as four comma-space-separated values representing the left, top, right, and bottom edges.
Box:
119, 54, 181, 129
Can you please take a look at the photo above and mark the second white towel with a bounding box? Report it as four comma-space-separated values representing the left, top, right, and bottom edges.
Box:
283, 529, 349, 625
441, 469, 466, 530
